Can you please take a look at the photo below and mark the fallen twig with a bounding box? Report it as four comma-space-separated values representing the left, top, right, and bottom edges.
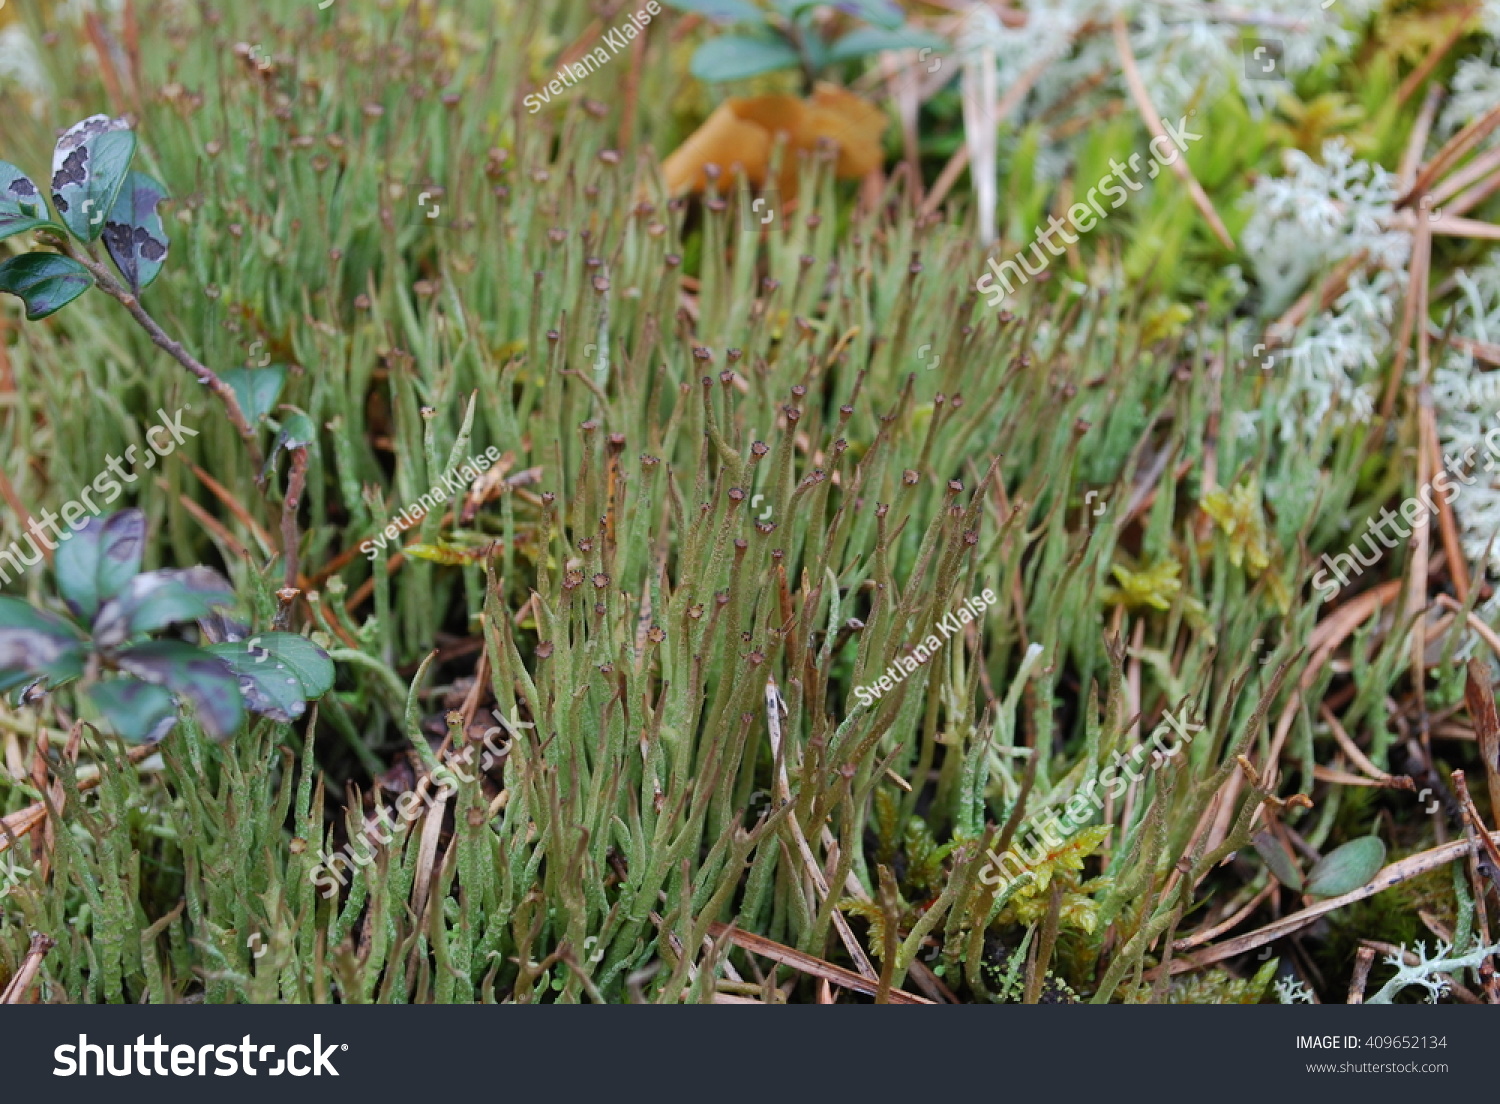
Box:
0, 931, 57, 1004
705, 923, 933, 1005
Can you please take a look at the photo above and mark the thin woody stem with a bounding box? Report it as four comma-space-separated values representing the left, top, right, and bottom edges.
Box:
281, 445, 308, 589
59, 241, 264, 470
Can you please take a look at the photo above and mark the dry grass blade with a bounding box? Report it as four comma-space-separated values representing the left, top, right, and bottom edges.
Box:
1380, 212, 1432, 419
1395, 2, 1483, 109
184, 459, 276, 554
1347, 944, 1376, 1004
1112, 12, 1234, 250
1422, 393, 1469, 601
1171, 881, 1277, 952
1403, 101, 1500, 208
1447, 167, 1500, 218
765, 676, 878, 981
1399, 85, 1445, 192
1452, 770, 1500, 884
959, 44, 998, 244
1427, 144, 1500, 210
1210, 580, 1403, 850
1427, 213, 1500, 241
1320, 703, 1409, 786
1435, 596, 1500, 665
1431, 329, 1500, 366
1464, 659, 1500, 820
705, 923, 933, 1005
922, 52, 1052, 220
1265, 252, 1368, 346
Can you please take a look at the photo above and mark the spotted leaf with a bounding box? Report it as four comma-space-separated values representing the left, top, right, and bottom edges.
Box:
86, 676, 180, 744
53, 509, 146, 622
0, 161, 62, 243
92, 566, 235, 648
0, 596, 87, 687
103, 171, 169, 293
113, 640, 243, 739
51, 115, 137, 243
206, 632, 334, 723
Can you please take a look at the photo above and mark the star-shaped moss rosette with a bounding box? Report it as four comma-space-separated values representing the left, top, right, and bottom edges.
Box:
1200, 477, 1292, 613
0, 510, 333, 742
1103, 557, 1213, 640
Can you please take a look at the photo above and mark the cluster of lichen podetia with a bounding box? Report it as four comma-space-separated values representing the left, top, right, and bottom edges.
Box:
0, 0, 1494, 1006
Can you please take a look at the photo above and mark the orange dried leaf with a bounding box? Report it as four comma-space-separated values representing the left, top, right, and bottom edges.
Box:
660, 83, 886, 199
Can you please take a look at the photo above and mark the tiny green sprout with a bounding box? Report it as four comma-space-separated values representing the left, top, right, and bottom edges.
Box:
0, 509, 333, 742
662, 0, 945, 88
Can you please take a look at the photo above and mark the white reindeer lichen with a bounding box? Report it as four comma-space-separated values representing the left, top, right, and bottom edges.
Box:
1365, 940, 1500, 1004
1274, 976, 1316, 1004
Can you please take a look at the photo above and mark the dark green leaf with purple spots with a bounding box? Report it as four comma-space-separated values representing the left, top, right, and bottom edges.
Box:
50, 114, 136, 243
103, 171, 169, 293
91, 566, 235, 648
0, 253, 93, 320
86, 676, 180, 743
113, 639, 243, 739
207, 632, 334, 723
54, 509, 146, 622
0, 161, 62, 243
0, 596, 87, 689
